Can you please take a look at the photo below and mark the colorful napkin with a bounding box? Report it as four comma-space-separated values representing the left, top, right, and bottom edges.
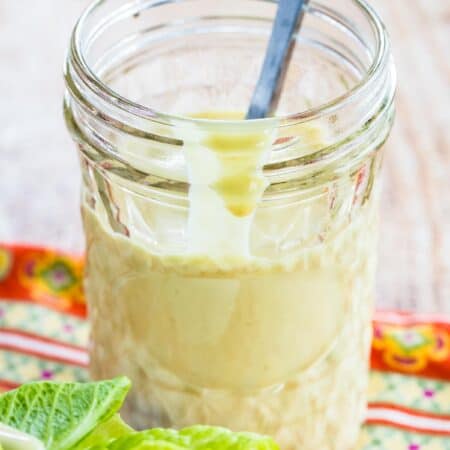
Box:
0, 244, 449, 449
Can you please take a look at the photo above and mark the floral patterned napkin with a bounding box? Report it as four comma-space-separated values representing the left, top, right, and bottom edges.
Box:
0, 244, 449, 449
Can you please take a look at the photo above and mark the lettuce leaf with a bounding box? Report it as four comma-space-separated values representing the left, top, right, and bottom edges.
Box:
73, 414, 133, 449
0, 379, 279, 450
83, 426, 280, 450
0, 377, 130, 450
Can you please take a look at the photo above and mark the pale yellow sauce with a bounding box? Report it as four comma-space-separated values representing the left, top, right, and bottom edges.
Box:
190, 111, 270, 218
84, 113, 377, 450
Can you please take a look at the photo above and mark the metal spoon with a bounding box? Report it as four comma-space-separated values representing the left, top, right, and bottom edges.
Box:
246, 0, 310, 119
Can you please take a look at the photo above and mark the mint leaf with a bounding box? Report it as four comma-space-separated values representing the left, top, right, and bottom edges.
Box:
0, 377, 130, 450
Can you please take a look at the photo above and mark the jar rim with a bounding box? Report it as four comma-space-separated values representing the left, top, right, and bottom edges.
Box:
69, 0, 391, 127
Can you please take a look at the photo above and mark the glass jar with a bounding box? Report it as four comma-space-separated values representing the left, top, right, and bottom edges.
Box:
64, 1, 395, 449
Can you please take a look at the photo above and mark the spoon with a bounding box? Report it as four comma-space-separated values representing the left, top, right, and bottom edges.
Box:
246, 0, 310, 119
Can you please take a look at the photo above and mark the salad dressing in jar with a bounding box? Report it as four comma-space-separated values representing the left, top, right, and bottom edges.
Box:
64, 1, 395, 449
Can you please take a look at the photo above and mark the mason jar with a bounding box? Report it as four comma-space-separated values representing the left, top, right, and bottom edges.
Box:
64, 1, 395, 449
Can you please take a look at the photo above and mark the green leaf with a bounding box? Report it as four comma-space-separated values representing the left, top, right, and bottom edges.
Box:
104, 433, 185, 450
85, 426, 280, 450
0, 377, 130, 450
0, 379, 279, 450
74, 414, 133, 449
180, 426, 279, 450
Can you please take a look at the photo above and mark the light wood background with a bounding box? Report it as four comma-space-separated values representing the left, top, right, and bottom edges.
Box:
0, 1, 448, 312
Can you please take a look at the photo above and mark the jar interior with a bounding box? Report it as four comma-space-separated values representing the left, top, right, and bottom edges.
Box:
69, 0, 393, 258
79, 0, 379, 117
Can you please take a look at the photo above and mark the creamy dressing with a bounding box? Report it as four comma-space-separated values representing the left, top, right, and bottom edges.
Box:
182, 112, 275, 257
84, 114, 377, 450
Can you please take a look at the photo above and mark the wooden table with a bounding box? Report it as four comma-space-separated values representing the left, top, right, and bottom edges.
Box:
0, 1, 448, 312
